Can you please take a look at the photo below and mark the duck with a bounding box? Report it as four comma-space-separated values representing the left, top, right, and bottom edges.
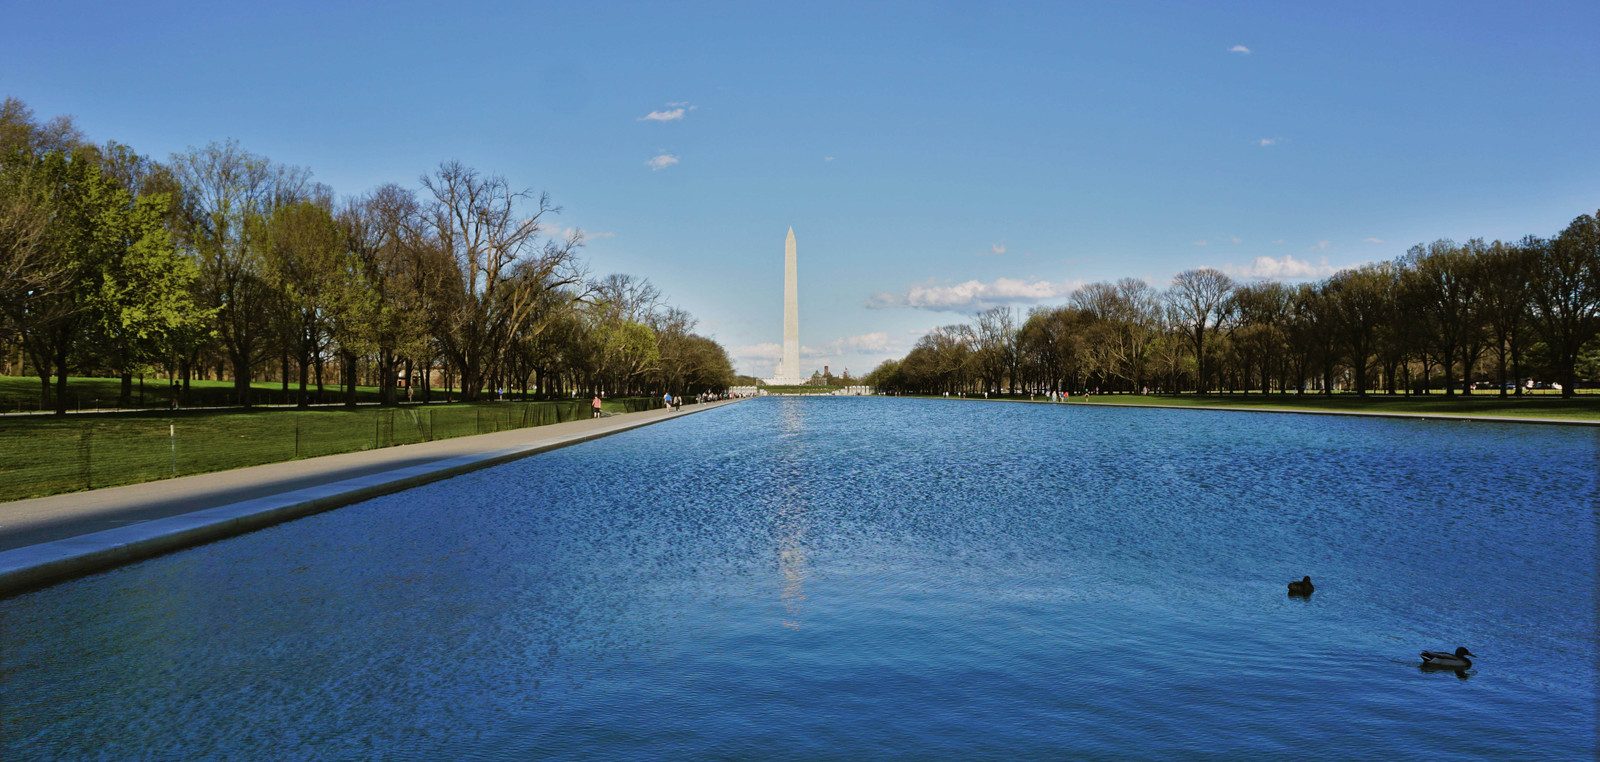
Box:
1287, 576, 1314, 596
1420, 647, 1476, 669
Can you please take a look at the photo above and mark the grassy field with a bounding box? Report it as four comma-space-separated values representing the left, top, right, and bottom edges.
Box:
982, 391, 1600, 421
0, 375, 398, 412
0, 397, 659, 502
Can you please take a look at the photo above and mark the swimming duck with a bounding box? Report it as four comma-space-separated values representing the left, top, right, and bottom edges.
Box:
1287, 576, 1314, 596
1420, 647, 1476, 669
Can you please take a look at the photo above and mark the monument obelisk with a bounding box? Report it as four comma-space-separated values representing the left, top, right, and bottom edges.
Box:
766, 227, 803, 385
781, 227, 800, 383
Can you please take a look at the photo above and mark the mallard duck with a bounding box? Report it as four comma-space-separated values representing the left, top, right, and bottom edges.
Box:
1420, 647, 1475, 669
1287, 576, 1314, 595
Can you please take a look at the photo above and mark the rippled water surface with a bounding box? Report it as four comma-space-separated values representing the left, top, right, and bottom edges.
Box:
3, 397, 1597, 759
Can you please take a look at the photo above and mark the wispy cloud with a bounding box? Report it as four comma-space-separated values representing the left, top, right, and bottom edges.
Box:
544, 225, 616, 241
1222, 254, 1345, 280
977, 242, 1008, 256
1312, 240, 1331, 250
1230, 45, 1252, 54
733, 342, 782, 360
1271, 239, 1285, 244
1193, 240, 1208, 246
1230, 236, 1242, 244
829, 332, 891, 353
824, 156, 835, 162
1362, 237, 1384, 244
866, 277, 1081, 312
646, 154, 679, 171
639, 102, 696, 122
1258, 138, 1277, 146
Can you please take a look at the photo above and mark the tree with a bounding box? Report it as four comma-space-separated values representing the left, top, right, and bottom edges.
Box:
1477, 240, 1534, 396
1018, 306, 1086, 393
1167, 268, 1234, 393
974, 306, 1018, 393
263, 198, 347, 406
1229, 281, 1291, 393
1527, 212, 1600, 398
0, 161, 56, 346
593, 319, 659, 393
417, 161, 582, 401
1408, 240, 1475, 396
1325, 265, 1390, 396
172, 140, 313, 405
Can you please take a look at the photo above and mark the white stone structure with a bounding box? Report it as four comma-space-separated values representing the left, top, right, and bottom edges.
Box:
764, 227, 804, 385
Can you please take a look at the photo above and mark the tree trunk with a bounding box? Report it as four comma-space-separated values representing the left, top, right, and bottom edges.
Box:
53, 340, 70, 416
342, 350, 358, 407
232, 352, 252, 407
120, 371, 134, 408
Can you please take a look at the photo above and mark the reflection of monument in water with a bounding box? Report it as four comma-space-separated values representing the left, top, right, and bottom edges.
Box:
764, 227, 804, 385
775, 400, 808, 628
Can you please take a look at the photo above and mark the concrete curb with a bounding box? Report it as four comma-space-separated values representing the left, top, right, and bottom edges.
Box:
0, 401, 732, 598
932, 395, 1600, 427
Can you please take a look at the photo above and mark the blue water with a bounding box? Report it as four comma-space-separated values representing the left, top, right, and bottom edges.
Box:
2, 397, 1596, 759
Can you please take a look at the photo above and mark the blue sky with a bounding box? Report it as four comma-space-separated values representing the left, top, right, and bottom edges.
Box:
5, 1, 1597, 377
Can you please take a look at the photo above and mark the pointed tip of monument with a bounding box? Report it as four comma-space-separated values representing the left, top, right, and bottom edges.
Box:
787, 226, 795, 237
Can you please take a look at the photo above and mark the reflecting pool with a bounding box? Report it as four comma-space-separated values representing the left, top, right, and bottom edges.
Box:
2, 397, 1596, 759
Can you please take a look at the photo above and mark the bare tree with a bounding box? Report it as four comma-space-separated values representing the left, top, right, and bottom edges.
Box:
0, 166, 57, 345
416, 160, 583, 401
1167, 268, 1234, 393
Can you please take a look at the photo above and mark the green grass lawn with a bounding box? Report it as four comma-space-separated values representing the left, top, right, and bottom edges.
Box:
0, 374, 395, 412
988, 391, 1600, 421
0, 396, 658, 502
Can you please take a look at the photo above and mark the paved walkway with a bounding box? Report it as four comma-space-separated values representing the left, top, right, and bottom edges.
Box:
0, 398, 744, 595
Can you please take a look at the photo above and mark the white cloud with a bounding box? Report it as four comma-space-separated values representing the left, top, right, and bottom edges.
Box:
732, 342, 782, 360
1230, 45, 1252, 54
1312, 240, 1331, 250
977, 242, 1008, 256
1230, 236, 1242, 244
867, 277, 1081, 312
829, 332, 891, 353
639, 102, 696, 121
1222, 254, 1344, 280
1193, 240, 1208, 246
646, 154, 679, 171
1362, 237, 1384, 244
544, 224, 615, 241
824, 156, 835, 162
1271, 239, 1285, 244
1258, 138, 1277, 146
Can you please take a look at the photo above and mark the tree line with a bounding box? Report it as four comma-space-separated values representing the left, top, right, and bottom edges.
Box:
866, 215, 1600, 399
1, 97, 734, 414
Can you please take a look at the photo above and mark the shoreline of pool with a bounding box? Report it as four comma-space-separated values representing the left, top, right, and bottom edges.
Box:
0, 398, 746, 598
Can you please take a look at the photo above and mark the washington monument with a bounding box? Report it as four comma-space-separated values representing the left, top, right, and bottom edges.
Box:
766, 227, 803, 385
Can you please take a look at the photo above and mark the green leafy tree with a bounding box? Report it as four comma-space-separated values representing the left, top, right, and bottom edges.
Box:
1527, 212, 1600, 398
171, 140, 313, 406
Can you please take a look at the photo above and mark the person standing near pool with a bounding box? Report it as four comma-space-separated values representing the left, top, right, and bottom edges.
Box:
592, 394, 602, 418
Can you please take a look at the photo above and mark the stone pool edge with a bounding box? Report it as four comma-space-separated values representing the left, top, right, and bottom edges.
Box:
947, 396, 1600, 427
0, 400, 738, 598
